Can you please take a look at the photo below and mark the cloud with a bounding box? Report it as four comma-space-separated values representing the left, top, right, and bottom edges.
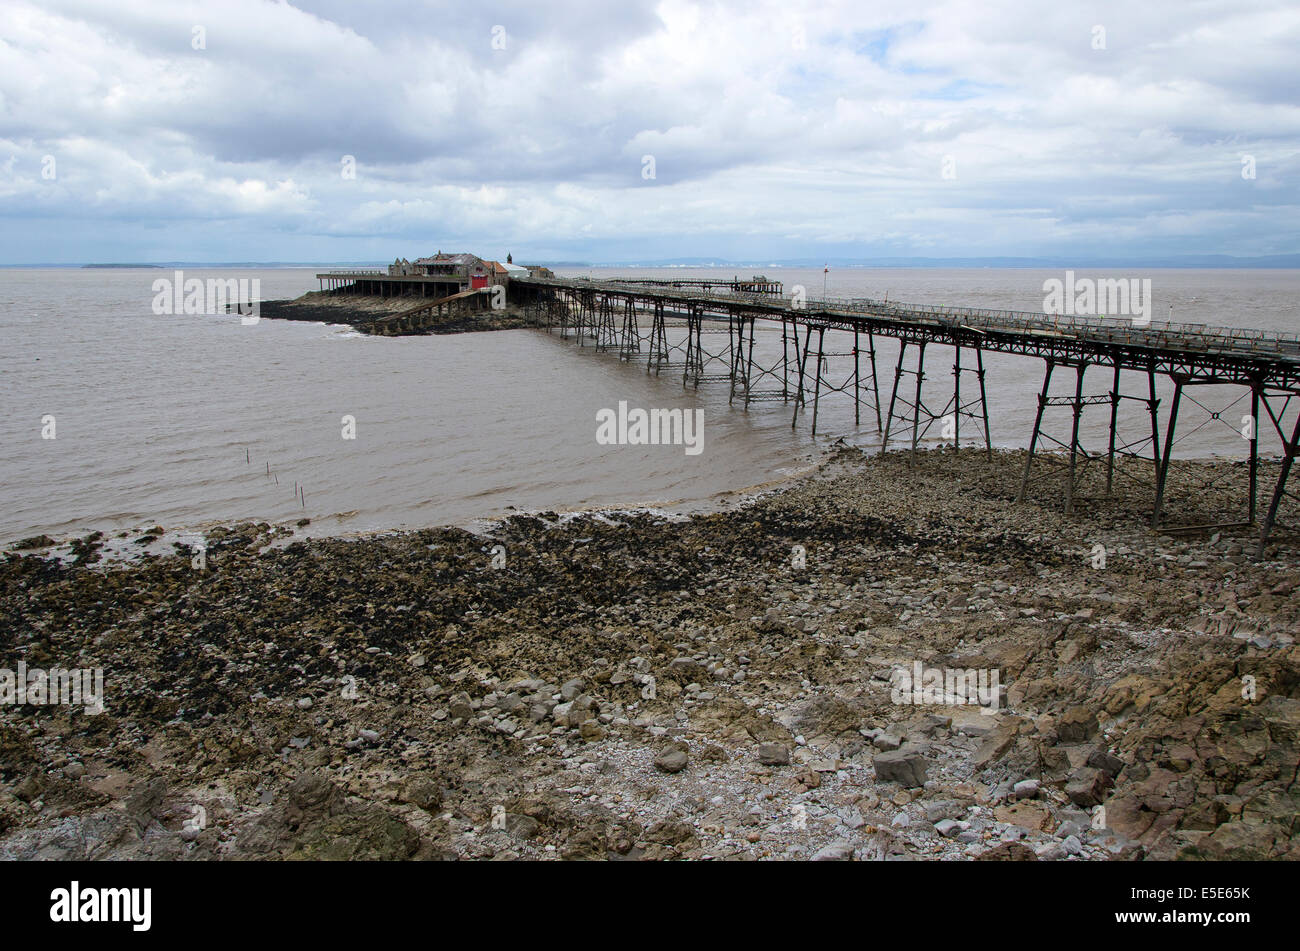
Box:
0, 0, 1296, 262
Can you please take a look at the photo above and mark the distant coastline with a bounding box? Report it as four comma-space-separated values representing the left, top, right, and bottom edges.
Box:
4, 254, 1297, 270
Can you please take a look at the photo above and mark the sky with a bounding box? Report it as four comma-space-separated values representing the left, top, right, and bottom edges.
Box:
0, 0, 1297, 264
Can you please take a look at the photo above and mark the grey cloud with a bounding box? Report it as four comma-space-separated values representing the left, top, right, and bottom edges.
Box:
0, 0, 1296, 262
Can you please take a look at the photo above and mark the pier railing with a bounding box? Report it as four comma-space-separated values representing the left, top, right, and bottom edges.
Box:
518, 276, 1300, 360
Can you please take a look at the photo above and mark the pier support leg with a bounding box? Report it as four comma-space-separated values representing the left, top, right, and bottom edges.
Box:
953, 346, 961, 449
934, 342, 992, 459
791, 323, 813, 429
1258, 412, 1300, 556
683, 306, 703, 388
811, 326, 826, 436
1065, 363, 1088, 515
1151, 377, 1184, 527
1017, 360, 1055, 503
781, 320, 790, 400
744, 317, 757, 410
619, 298, 640, 360
976, 347, 992, 460
1148, 367, 1162, 486
881, 341, 908, 454
909, 341, 928, 466
1248, 380, 1260, 525
728, 314, 746, 404
646, 302, 667, 375
853, 329, 861, 426
597, 294, 618, 351
868, 333, 883, 432
577, 290, 594, 346
1105, 364, 1121, 497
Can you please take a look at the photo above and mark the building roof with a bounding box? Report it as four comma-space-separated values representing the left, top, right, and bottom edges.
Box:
412, 252, 481, 267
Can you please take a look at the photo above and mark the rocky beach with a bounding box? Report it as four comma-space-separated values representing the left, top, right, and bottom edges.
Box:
1, 448, 1297, 862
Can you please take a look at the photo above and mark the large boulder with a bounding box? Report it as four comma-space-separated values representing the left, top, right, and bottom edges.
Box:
757, 742, 791, 766
1066, 766, 1113, 808
1057, 706, 1099, 743
873, 748, 928, 788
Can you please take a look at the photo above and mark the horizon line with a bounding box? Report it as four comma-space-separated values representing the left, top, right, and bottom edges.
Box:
5, 253, 1300, 270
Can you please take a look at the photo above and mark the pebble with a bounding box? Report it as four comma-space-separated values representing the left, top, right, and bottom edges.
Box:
935, 819, 962, 837
1013, 779, 1040, 800
811, 841, 855, 861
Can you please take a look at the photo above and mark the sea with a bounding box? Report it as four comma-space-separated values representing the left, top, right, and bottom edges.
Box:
2, 265, 1297, 546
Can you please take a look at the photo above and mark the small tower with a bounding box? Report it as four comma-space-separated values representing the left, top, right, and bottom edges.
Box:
507, 252, 512, 264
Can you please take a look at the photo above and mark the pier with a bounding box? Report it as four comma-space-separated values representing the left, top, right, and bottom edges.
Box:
310, 265, 1300, 554
507, 275, 1300, 555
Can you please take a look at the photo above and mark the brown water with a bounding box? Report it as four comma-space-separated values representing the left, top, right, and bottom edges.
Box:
1, 266, 1297, 545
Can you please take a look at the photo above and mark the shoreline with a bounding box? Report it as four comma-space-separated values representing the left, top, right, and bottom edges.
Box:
2, 442, 1264, 562
0, 444, 831, 566
1, 447, 1296, 861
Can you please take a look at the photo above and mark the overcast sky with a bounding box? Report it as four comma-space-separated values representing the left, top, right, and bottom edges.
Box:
1, 0, 1297, 264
